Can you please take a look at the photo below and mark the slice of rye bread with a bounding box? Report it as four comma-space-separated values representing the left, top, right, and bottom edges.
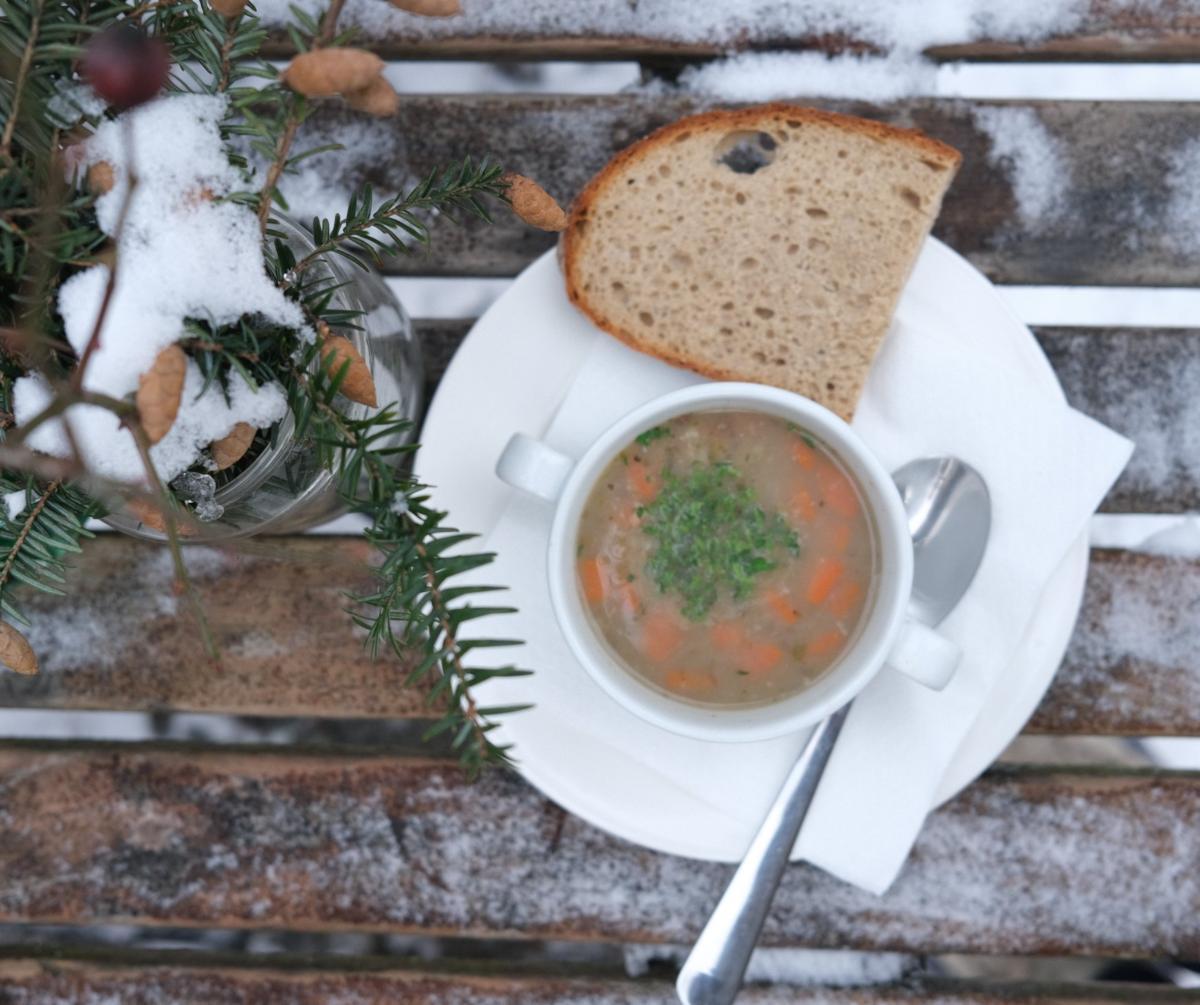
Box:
561, 104, 961, 420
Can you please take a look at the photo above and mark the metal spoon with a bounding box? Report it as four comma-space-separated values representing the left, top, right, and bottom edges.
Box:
676, 457, 992, 1005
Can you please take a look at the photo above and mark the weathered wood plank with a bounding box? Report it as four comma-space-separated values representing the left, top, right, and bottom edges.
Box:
305, 96, 1200, 286
0, 959, 1194, 1005
1036, 329, 1200, 515
417, 322, 1200, 515
0, 535, 433, 719
0, 750, 1194, 956
1, 541, 1198, 737
1029, 550, 1200, 735
262, 1, 1200, 61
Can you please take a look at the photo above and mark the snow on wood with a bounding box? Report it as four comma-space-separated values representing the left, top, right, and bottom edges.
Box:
0, 749, 1196, 956
266, 96, 1200, 287
1032, 548, 1200, 735
1038, 328, 1200, 514
253, 0, 1097, 52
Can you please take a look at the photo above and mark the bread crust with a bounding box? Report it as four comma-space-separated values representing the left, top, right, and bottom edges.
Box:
561, 103, 961, 390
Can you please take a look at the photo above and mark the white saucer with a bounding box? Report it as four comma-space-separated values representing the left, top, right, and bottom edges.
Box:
416, 241, 1088, 861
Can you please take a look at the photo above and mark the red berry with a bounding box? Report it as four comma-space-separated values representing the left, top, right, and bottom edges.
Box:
82, 24, 170, 110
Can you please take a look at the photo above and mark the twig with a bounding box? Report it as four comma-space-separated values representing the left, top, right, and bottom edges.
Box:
0, 445, 86, 483
255, 113, 300, 231
0, 0, 42, 162
215, 18, 239, 93
71, 118, 138, 391
317, 0, 348, 44
254, 0, 348, 233
4, 386, 136, 452
128, 423, 222, 668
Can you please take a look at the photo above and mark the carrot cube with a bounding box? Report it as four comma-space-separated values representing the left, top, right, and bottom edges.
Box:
808, 628, 847, 660
741, 642, 784, 675
578, 557, 607, 604
805, 556, 844, 605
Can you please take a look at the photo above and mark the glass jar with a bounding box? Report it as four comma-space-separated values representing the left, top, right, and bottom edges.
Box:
104, 215, 423, 541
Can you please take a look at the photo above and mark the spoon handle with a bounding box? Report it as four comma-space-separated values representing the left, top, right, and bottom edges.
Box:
675, 703, 851, 1005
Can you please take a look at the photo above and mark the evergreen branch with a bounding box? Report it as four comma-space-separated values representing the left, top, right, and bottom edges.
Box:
0, 478, 61, 597
0, 474, 101, 627
254, 0, 346, 231
285, 348, 528, 775
291, 161, 506, 277
0, 0, 41, 161
0, 0, 531, 774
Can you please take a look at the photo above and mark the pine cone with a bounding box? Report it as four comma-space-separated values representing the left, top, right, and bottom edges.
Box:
136, 344, 187, 444
345, 75, 400, 117
0, 622, 37, 675
502, 172, 567, 232
319, 330, 378, 407
282, 48, 384, 97
210, 421, 255, 470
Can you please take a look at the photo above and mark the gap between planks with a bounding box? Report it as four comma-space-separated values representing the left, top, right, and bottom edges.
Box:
0, 955, 1196, 1004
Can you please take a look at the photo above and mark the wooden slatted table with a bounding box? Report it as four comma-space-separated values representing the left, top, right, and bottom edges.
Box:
3, 8, 1198, 1003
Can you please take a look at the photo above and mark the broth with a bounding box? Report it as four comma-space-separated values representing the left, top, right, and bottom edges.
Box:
576, 410, 878, 707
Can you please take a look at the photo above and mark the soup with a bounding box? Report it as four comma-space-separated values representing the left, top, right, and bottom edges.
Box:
575, 410, 877, 706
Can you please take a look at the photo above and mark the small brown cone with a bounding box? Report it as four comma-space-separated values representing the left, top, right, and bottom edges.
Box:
0, 621, 37, 676
126, 496, 167, 532
319, 330, 377, 407
210, 0, 246, 16
88, 160, 116, 195
388, 0, 461, 15
137, 344, 187, 444
502, 172, 566, 232
126, 496, 196, 537
282, 48, 384, 97
210, 421, 255, 470
344, 75, 400, 117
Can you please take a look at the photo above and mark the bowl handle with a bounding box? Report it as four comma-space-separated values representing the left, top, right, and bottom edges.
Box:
495, 433, 574, 503
885, 618, 960, 691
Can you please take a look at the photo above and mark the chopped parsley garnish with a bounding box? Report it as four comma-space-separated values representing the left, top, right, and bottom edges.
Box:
639, 461, 800, 621
787, 422, 817, 449
635, 425, 671, 447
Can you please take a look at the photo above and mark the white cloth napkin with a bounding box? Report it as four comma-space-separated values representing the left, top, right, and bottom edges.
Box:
470, 245, 1132, 894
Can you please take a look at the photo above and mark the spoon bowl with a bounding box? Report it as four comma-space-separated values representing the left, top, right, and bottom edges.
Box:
896, 458, 992, 627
